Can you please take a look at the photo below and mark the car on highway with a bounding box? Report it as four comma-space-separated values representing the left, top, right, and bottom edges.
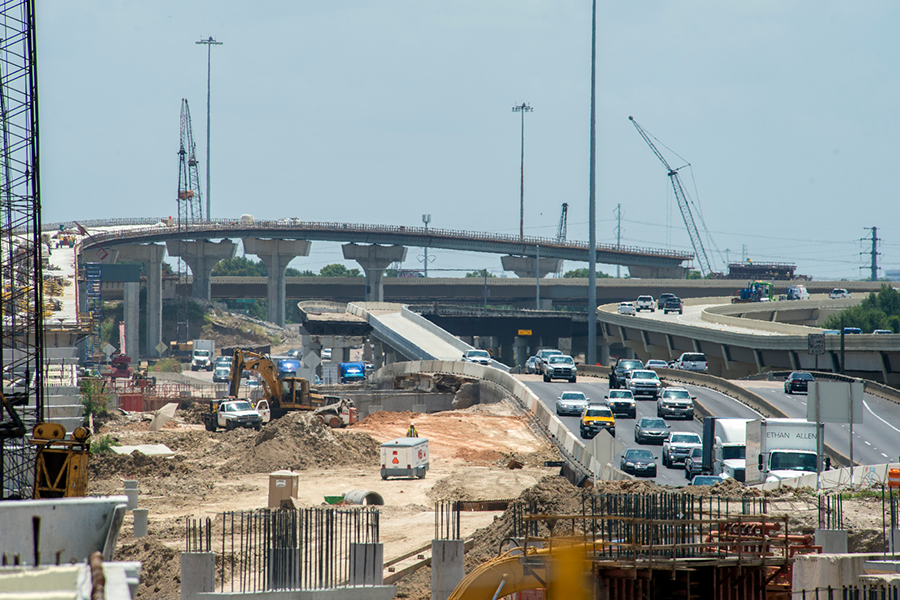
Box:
556, 391, 590, 416
617, 302, 636, 316
462, 349, 492, 365
684, 447, 704, 481
580, 404, 616, 439
625, 369, 662, 400
783, 371, 814, 394
213, 366, 231, 383
609, 358, 644, 389
662, 296, 684, 314
285, 348, 302, 358
657, 293, 676, 311
874, 329, 894, 334
215, 356, 232, 369
534, 348, 563, 370
619, 448, 657, 477
689, 475, 727, 486
657, 387, 695, 420
843, 327, 862, 335
829, 288, 850, 299
645, 359, 669, 370
542, 354, 577, 383
636, 295, 655, 312
673, 352, 708, 372
662, 431, 702, 468
606, 389, 636, 418
524, 356, 539, 374
322, 348, 333, 361
634, 417, 670, 444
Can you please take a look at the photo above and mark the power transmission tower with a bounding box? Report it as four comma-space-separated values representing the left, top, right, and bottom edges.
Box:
0, 0, 44, 499
176, 99, 203, 343
614, 203, 623, 277
862, 227, 880, 281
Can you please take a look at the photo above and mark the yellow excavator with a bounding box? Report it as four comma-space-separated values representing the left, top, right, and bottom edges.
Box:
227, 349, 328, 420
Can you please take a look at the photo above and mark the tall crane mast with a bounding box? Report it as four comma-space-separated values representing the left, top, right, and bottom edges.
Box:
556, 203, 568, 242
177, 99, 203, 224
629, 116, 714, 277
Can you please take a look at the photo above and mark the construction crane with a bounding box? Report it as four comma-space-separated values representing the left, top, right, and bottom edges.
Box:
629, 116, 715, 277
555, 203, 568, 277
177, 99, 203, 224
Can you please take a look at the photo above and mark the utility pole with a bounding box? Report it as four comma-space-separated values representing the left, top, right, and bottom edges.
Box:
536, 245, 541, 310
587, 0, 598, 366
614, 203, 622, 278
511, 102, 533, 240
196, 36, 223, 221
863, 227, 880, 281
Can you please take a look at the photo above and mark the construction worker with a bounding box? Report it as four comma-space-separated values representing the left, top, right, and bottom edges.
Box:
406, 423, 419, 438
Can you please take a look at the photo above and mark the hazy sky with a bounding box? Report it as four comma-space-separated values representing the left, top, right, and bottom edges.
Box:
37, 2, 900, 280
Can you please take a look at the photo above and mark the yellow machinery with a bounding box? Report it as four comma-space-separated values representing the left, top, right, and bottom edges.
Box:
228, 349, 327, 419
30, 422, 91, 498
448, 541, 592, 600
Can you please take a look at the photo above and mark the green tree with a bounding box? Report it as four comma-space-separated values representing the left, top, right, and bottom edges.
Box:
466, 270, 496, 278
289, 269, 317, 277
319, 264, 362, 277
212, 256, 267, 277
823, 285, 900, 333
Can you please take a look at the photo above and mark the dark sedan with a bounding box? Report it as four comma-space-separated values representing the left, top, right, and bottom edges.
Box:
620, 448, 657, 477
784, 372, 814, 394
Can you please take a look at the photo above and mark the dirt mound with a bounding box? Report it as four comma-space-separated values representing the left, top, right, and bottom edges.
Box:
178, 402, 208, 425
352, 410, 418, 427
218, 412, 380, 475
89, 451, 191, 481
680, 477, 763, 497
115, 536, 180, 599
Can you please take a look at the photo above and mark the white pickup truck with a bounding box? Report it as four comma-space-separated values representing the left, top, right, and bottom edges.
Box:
203, 400, 263, 432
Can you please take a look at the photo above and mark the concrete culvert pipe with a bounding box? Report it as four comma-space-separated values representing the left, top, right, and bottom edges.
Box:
343, 490, 385, 506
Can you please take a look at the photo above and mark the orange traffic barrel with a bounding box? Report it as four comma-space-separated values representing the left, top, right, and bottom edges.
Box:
888, 468, 900, 489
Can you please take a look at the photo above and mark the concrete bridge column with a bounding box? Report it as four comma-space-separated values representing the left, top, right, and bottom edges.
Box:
513, 337, 528, 369
165, 239, 236, 301
499, 336, 513, 367
598, 343, 610, 367
342, 244, 407, 302
243, 238, 311, 327
115, 244, 166, 357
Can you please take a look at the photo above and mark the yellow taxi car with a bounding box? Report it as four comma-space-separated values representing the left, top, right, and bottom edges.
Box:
579, 404, 616, 439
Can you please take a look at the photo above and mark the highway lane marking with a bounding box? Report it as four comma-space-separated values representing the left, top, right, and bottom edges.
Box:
883, 453, 890, 458
863, 399, 900, 435
864, 440, 871, 446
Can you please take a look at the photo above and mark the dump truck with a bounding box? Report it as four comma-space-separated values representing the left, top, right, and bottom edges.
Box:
228, 349, 327, 419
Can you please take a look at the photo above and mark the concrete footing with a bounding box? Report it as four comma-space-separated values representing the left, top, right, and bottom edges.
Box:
349, 543, 384, 586
181, 552, 216, 600
814, 529, 848, 554
792, 553, 884, 592
431, 540, 464, 600
133, 509, 148, 538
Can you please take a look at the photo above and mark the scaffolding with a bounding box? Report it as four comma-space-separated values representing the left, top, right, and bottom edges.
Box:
84, 263, 102, 367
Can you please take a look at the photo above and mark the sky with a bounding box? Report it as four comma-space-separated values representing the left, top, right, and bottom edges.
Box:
36, 2, 900, 281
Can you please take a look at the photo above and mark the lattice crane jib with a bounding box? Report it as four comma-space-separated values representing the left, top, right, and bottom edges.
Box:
556, 203, 568, 243
1, 0, 43, 499
177, 99, 203, 225
629, 116, 714, 277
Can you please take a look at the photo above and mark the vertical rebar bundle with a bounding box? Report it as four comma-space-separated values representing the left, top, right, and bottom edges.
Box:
184, 507, 380, 593
0, 0, 42, 500
434, 501, 460, 541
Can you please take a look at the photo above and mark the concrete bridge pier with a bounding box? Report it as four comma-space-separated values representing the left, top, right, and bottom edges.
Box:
244, 238, 311, 327
115, 244, 166, 357
342, 244, 407, 302
513, 336, 528, 369
165, 239, 236, 301
501, 255, 562, 278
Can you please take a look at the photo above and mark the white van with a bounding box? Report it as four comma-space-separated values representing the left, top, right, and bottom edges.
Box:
674, 352, 708, 372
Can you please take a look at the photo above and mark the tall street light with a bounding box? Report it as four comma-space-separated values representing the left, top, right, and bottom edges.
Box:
196, 36, 223, 221
511, 102, 533, 240
587, 0, 598, 365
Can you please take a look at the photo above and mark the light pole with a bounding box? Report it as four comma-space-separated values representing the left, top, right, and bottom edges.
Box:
422, 214, 431, 277
511, 102, 533, 240
587, 0, 598, 365
196, 36, 223, 221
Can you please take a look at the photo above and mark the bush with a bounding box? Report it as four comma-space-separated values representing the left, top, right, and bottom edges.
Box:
80, 378, 110, 420
154, 358, 182, 373
90, 434, 119, 454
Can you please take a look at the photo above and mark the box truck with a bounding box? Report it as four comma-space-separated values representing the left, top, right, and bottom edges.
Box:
191, 339, 215, 371
745, 418, 820, 485
380, 438, 429, 480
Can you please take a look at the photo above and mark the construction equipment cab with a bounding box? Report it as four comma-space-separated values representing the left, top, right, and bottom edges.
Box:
228, 349, 326, 419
